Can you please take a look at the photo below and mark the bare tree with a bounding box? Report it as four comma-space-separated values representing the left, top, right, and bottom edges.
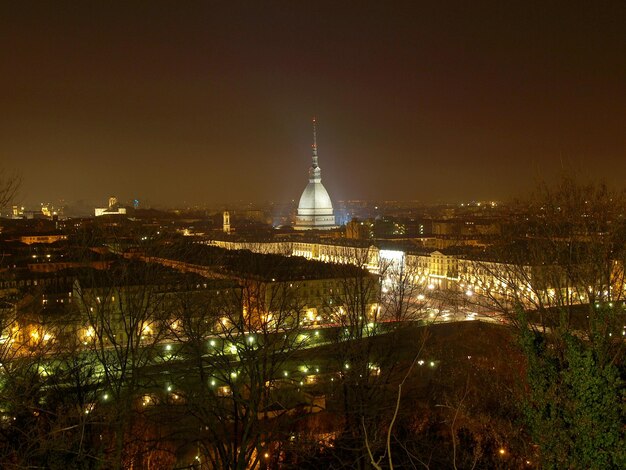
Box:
317, 248, 432, 469
74, 259, 174, 468
0, 168, 20, 212
468, 177, 626, 468
157, 245, 320, 469
0, 286, 108, 468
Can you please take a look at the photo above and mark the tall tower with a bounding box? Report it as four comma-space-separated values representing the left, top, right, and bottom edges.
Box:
223, 211, 231, 234
294, 118, 337, 230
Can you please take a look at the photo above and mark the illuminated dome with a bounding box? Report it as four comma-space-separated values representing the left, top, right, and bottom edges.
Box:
294, 119, 337, 230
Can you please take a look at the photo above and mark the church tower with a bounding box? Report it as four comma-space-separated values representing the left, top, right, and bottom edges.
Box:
223, 211, 231, 234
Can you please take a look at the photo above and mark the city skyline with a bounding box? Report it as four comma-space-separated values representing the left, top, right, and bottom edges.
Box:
2, 1, 625, 207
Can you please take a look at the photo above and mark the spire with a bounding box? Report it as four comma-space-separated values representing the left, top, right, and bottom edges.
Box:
309, 117, 322, 182
311, 117, 319, 168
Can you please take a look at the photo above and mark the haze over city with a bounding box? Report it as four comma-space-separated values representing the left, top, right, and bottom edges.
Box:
2, 1, 625, 207
2, 2, 626, 469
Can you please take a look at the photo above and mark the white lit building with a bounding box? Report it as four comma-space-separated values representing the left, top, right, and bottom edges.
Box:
95, 196, 127, 217
294, 119, 337, 230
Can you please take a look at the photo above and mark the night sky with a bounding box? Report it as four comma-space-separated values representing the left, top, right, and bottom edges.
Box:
1, 1, 625, 208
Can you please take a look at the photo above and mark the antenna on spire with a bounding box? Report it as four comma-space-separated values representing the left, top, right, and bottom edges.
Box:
312, 117, 318, 154
310, 117, 320, 170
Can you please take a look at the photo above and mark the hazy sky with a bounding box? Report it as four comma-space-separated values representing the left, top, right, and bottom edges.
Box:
1, 1, 625, 207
